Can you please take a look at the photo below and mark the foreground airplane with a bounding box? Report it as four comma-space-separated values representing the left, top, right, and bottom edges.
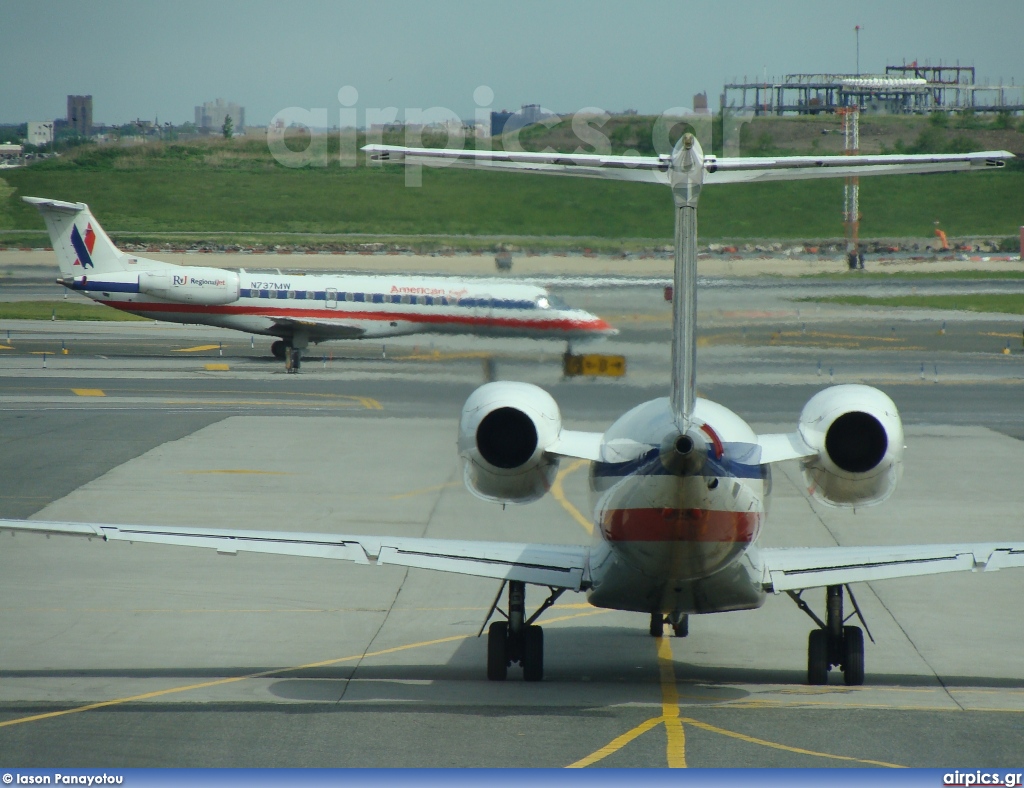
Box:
5, 143, 1021, 686
24, 197, 615, 371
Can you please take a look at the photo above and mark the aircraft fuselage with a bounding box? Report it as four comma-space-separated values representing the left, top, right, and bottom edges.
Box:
586, 397, 770, 615
62, 270, 614, 344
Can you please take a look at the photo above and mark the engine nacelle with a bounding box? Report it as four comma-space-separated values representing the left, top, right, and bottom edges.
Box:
458, 381, 562, 504
797, 384, 904, 507
138, 268, 240, 306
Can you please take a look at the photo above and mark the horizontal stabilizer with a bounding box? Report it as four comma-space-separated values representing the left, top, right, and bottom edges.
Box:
704, 150, 1012, 184
364, 145, 1014, 186
21, 197, 88, 214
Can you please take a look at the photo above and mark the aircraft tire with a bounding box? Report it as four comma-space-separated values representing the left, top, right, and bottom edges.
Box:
487, 621, 508, 681
271, 340, 287, 360
648, 613, 664, 637
842, 626, 865, 686
522, 625, 544, 682
807, 629, 829, 685
670, 612, 689, 638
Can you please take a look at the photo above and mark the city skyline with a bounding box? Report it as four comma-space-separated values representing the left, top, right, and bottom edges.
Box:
2, 0, 1022, 127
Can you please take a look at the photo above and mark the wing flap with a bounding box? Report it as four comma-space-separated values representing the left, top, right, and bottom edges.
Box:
378, 540, 586, 588
761, 543, 1024, 592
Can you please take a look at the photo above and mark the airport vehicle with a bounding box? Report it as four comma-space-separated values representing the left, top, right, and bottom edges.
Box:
5, 143, 1022, 686
24, 197, 615, 371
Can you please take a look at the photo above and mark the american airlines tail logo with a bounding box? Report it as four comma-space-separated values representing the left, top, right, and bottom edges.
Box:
70, 223, 96, 268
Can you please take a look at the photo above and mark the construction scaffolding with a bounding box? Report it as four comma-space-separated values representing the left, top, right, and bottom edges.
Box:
722, 64, 1024, 116
838, 107, 862, 269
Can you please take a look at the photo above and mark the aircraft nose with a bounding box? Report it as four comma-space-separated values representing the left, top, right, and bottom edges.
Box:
593, 317, 618, 336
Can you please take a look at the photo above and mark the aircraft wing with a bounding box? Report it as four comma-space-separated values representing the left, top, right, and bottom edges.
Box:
270, 316, 367, 340
760, 542, 1024, 593
0, 519, 589, 590
364, 144, 671, 184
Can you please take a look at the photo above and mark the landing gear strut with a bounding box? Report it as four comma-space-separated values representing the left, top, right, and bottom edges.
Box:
648, 611, 689, 637
483, 580, 561, 681
788, 584, 869, 686
270, 339, 304, 373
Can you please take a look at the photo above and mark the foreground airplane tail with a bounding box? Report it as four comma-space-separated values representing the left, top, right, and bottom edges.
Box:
23, 197, 129, 276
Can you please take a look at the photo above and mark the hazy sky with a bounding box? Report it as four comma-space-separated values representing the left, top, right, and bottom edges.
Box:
3, 0, 1022, 126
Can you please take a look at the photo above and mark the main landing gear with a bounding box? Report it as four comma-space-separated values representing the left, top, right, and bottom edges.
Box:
483, 580, 563, 681
271, 340, 303, 373
788, 584, 871, 686
649, 611, 689, 638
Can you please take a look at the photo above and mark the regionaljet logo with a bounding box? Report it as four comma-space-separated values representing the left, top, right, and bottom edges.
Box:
70, 223, 96, 269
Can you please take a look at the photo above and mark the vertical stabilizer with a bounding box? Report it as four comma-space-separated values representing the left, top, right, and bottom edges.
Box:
22, 197, 127, 276
669, 135, 703, 429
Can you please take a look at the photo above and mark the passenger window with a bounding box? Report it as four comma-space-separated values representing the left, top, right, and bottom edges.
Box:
288, 290, 296, 299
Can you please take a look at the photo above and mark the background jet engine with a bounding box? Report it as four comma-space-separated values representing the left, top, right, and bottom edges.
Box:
797, 384, 904, 507
458, 381, 563, 504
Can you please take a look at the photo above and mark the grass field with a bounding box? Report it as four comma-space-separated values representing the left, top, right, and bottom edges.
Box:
1, 137, 1021, 243
0, 301, 149, 322
802, 294, 1024, 316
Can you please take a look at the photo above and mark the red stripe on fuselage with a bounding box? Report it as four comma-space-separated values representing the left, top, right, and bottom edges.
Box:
601, 508, 759, 543
96, 301, 611, 334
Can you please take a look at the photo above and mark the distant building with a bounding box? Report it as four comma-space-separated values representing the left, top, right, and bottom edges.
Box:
0, 143, 23, 160
27, 122, 54, 146
195, 99, 245, 133
490, 103, 553, 137
67, 95, 93, 136
490, 110, 514, 137
693, 92, 709, 114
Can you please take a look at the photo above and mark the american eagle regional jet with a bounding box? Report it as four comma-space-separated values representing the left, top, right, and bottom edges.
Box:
5, 143, 1022, 686
24, 197, 615, 371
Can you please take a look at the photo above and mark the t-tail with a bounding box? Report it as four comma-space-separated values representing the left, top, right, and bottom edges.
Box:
24, 197, 129, 276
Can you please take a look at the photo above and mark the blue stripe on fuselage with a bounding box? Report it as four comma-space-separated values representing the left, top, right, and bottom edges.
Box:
592, 445, 763, 479
69, 280, 140, 294
70, 225, 94, 269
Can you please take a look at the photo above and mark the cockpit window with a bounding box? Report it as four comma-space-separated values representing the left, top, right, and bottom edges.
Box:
544, 294, 571, 311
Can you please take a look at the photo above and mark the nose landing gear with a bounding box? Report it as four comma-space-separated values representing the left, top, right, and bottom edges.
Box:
649, 611, 689, 638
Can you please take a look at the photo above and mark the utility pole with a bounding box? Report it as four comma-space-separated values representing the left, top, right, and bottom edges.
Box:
855, 25, 861, 75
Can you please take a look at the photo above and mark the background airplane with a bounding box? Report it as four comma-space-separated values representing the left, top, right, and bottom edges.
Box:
5, 144, 1021, 686
24, 197, 615, 371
